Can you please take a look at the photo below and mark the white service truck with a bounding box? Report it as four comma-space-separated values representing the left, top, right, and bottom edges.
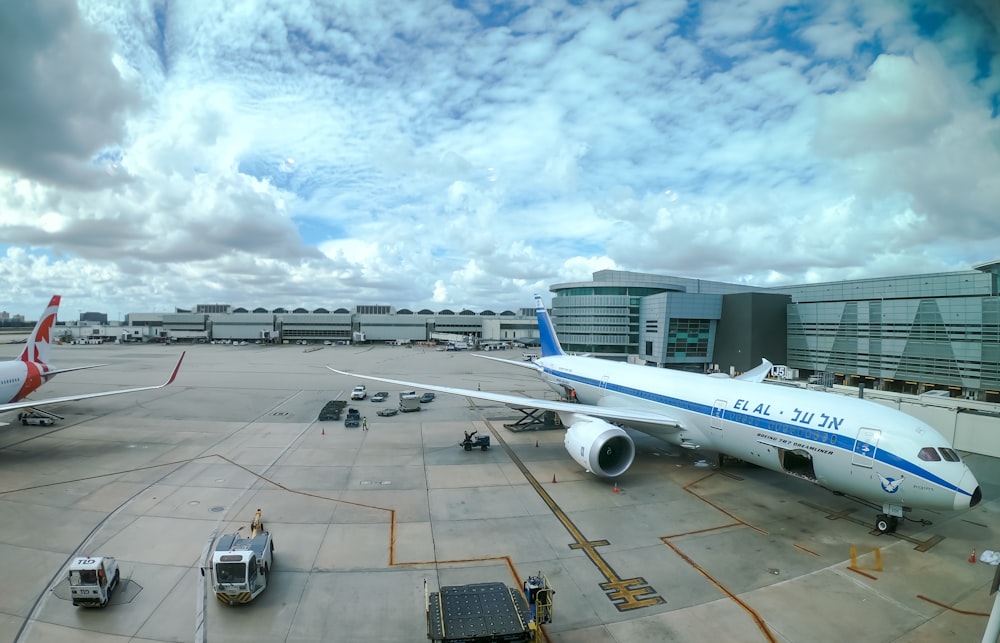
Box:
17, 411, 55, 426
212, 509, 274, 605
68, 556, 120, 607
399, 391, 420, 413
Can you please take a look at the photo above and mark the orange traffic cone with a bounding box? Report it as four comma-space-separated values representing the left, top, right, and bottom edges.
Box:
552, 474, 557, 483
535, 440, 539, 447
970, 549, 977, 563
613, 483, 619, 494
322, 427, 326, 436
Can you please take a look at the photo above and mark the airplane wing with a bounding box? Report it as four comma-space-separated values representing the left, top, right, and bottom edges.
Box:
0, 352, 186, 413
43, 363, 111, 376
326, 366, 684, 429
471, 354, 541, 370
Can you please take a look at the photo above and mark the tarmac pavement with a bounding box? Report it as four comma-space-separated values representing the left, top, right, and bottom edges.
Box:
0, 342, 998, 642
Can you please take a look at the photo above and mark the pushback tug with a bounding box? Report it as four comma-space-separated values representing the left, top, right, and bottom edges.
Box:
212, 509, 275, 605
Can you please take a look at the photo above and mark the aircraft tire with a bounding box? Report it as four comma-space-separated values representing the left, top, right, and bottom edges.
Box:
876, 515, 890, 532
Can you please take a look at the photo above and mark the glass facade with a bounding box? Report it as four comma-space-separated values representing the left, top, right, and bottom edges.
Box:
552, 264, 1000, 399
666, 319, 711, 358
551, 271, 736, 361
787, 293, 1000, 396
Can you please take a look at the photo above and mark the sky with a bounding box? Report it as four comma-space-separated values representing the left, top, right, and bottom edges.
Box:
1, 0, 999, 320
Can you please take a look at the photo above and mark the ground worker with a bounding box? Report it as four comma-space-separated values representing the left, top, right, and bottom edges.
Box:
362, 416, 368, 431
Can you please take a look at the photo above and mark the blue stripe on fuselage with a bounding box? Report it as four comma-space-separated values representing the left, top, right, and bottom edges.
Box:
540, 365, 969, 497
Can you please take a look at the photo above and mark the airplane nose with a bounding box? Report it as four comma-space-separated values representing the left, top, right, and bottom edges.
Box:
955, 469, 982, 510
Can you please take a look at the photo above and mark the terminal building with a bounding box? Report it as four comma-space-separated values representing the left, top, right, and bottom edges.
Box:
60, 261, 1000, 402
549, 262, 1000, 402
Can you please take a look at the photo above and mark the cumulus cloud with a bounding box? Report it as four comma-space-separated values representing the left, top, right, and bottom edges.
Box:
1, 0, 999, 317
0, 0, 139, 188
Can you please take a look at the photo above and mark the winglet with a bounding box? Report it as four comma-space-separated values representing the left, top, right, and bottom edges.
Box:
534, 294, 565, 357
736, 358, 773, 383
164, 352, 186, 386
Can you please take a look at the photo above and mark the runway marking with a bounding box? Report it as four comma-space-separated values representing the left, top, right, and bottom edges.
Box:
794, 544, 821, 557
662, 539, 777, 643
917, 594, 990, 617
476, 411, 665, 612
798, 501, 945, 551
846, 566, 879, 580
659, 471, 778, 642
682, 472, 769, 536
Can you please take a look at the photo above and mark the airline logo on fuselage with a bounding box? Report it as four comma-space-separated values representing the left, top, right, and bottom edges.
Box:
877, 472, 903, 493
734, 398, 845, 432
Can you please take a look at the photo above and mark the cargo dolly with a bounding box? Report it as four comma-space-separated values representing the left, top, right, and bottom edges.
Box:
427, 581, 534, 642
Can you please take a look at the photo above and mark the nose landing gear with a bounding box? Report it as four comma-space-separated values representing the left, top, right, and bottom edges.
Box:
875, 514, 899, 533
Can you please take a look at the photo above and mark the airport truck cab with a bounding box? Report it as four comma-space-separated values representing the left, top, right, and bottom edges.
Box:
212, 509, 274, 605
68, 556, 120, 607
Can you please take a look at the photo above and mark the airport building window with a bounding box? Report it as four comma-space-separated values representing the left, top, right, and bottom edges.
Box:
666, 319, 710, 358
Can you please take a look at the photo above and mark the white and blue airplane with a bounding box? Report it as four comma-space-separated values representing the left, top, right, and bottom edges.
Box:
329, 295, 981, 533
0, 296, 185, 416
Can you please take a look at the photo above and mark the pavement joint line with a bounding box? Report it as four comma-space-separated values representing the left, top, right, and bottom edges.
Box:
662, 538, 778, 643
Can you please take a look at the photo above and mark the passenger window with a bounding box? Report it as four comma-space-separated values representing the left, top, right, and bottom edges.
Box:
918, 447, 941, 462
939, 448, 960, 462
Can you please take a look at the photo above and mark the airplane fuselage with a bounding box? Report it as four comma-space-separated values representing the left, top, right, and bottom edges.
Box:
536, 354, 980, 514
0, 360, 49, 404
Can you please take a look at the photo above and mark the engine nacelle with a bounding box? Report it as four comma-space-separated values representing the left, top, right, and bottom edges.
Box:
564, 418, 635, 478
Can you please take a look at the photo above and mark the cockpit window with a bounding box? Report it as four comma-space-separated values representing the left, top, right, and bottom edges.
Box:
939, 448, 961, 462
918, 447, 941, 462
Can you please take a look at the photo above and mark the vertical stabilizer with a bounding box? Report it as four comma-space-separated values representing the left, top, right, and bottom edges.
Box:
19, 295, 60, 365
534, 294, 566, 357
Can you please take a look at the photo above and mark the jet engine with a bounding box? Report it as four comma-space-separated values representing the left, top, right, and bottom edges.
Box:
564, 417, 635, 478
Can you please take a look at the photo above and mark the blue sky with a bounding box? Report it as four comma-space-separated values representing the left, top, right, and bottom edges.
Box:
1, 0, 998, 319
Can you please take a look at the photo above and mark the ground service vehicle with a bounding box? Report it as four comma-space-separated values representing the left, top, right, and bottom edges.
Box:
18, 411, 55, 426
68, 556, 120, 607
318, 400, 346, 420
399, 392, 420, 413
372, 391, 389, 402
351, 385, 367, 400
212, 509, 274, 605
427, 581, 538, 642
420, 392, 436, 403
461, 430, 490, 451
377, 407, 398, 417
345, 408, 361, 427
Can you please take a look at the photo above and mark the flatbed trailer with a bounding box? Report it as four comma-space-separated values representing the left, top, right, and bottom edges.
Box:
426, 582, 534, 642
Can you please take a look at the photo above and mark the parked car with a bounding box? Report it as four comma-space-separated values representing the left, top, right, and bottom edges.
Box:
371, 391, 389, 402
351, 385, 367, 400
419, 392, 436, 403
376, 407, 398, 417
